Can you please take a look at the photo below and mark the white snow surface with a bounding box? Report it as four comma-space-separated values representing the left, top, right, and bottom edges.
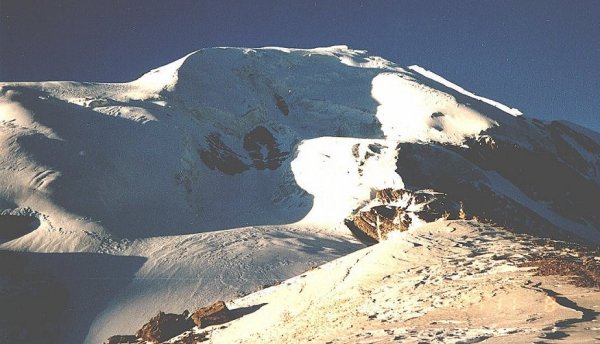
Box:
409, 65, 524, 117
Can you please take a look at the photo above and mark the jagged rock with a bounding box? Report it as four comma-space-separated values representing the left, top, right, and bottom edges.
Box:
191, 301, 232, 328
395, 141, 592, 240
457, 129, 600, 229
347, 188, 458, 242
135, 311, 195, 343
105, 334, 140, 344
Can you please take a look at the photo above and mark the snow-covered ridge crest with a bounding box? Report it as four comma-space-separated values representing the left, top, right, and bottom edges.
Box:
131, 45, 503, 145
129, 45, 404, 98
409, 65, 523, 117
371, 72, 497, 144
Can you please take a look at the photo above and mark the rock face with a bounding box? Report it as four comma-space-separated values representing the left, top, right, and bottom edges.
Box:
198, 132, 249, 175
387, 119, 600, 242
347, 117, 600, 243
346, 188, 458, 243
135, 311, 194, 343
198, 126, 289, 175
190, 301, 232, 328
243, 126, 289, 170
456, 128, 600, 230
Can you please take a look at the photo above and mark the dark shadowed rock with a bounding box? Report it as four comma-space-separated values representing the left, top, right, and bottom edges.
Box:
191, 301, 233, 328
243, 126, 289, 170
198, 127, 288, 175
105, 334, 140, 344
395, 142, 570, 239
274, 93, 289, 116
455, 132, 600, 229
135, 311, 195, 343
198, 132, 249, 175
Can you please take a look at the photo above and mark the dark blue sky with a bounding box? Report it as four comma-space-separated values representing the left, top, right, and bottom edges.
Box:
1, 0, 598, 131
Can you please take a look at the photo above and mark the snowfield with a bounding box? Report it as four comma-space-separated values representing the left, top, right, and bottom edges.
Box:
0, 46, 599, 343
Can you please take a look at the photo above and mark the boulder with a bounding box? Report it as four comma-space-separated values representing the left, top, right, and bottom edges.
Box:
135, 311, 194, 343
191, 301, 232, 328
347, 188, 458, 242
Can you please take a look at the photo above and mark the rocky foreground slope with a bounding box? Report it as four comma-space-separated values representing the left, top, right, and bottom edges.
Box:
109, 221, 600, 343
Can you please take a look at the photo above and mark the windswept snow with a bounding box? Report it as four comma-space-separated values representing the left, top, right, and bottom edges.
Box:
371, 72, 496, 144
409, 65, 524, 117
129, 52, 195, 98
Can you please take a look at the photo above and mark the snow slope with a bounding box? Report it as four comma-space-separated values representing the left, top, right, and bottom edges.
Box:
0, 45, 599, 343
195, 221, 600, 344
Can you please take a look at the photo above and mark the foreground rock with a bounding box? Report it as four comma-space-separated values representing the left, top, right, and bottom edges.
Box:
346, 188, 459, 243
191, 301, 232, 328
135, 311, 194, 343
106, 301, 233, 344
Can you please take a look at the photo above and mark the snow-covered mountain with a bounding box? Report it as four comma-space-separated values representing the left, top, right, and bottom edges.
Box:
1, 46, 599, 343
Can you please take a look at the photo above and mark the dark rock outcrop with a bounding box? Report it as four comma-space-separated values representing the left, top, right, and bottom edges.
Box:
191, 300, 232, 328
347, 188, 459, 242
395, 142, 569, 239
112, 301, 232, 344
135, 311, 195, 343
105, 334, 140, 344
198, 133, 249, 175
392, 117, 600, 242
455, 131, 600, 229
243, 126, 289, 170
199, 126, 288, 175
348, 119, 600, 243
274, 94, 289, 116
